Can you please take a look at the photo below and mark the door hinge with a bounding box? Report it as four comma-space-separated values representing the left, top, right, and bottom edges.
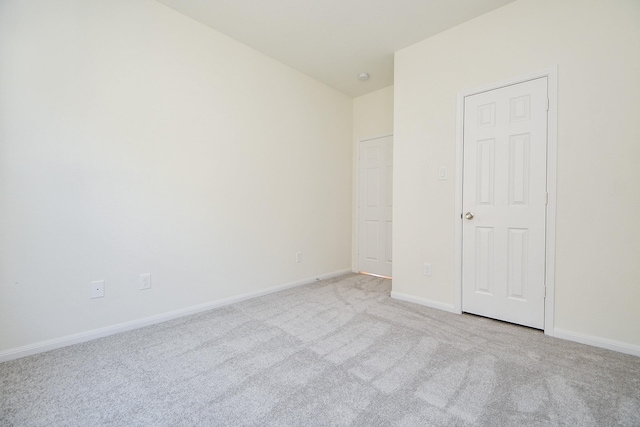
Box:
545, 192, 549, 205
546, 98, 550, 111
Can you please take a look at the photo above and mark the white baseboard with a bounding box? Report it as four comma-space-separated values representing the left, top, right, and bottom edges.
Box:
390, 292, 639, 358
390, 291, 456, 313
551, 328, 640, 358
0, 269, 351, 363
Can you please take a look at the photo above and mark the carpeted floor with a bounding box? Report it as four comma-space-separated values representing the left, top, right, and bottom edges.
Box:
1, 273, 639, 426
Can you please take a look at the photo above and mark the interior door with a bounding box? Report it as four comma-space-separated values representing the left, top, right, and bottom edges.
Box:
358, 135, 393, 278
462, 77, 548, 329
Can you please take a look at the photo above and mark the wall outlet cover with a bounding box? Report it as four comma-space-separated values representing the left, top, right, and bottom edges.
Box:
423, 263, 432, 277
140, 273, 151, 290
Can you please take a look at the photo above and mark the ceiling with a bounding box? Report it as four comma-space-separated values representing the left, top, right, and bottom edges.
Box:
155, 0, 517, 98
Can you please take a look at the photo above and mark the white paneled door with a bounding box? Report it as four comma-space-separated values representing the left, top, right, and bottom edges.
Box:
462, 78, 548, 329
358, 135, 393, 278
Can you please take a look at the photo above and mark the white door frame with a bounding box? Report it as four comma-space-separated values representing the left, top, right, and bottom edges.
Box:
355, 133, 393, 277
454, 67, 558, 335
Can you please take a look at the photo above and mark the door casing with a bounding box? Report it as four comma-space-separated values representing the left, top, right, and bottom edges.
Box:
454, 67, 558, 336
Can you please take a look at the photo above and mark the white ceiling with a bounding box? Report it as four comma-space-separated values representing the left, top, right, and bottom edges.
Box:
155, 0, 517, 98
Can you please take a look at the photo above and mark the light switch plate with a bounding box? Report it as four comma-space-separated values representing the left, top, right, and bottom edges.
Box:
438, 167, 447, 180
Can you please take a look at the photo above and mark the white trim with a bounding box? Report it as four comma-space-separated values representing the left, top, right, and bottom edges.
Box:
454, 85, 465, 315
0, 269, 351, 363
544, 68, 558, 334
454, 67, 559, 334
552, 328, 640, 358
355, 133, 393, 275
359, 132, 393, 143
390, 291, 456, 313
358, 271, 392, 280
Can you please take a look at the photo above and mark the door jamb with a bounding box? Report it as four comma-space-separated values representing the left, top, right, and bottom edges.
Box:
355, 133, 393, 275
453, 67, 558, 335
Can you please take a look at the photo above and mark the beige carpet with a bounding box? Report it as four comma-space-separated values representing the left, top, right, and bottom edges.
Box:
1, 273, 639, 426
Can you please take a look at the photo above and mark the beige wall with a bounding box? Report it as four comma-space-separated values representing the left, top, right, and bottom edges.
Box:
394, 0, 640, 349
0, 0, 353, 354
353, 86, 394, 143
352, 86, 394, 270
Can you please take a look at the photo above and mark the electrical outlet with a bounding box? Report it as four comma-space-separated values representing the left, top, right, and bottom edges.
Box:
90, 280, 105, 299
423, 263, 432, 277
295, 252, 303, 263
139, 273, 151, 290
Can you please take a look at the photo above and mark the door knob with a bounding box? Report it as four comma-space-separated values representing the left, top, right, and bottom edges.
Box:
465, 212, 474, 220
